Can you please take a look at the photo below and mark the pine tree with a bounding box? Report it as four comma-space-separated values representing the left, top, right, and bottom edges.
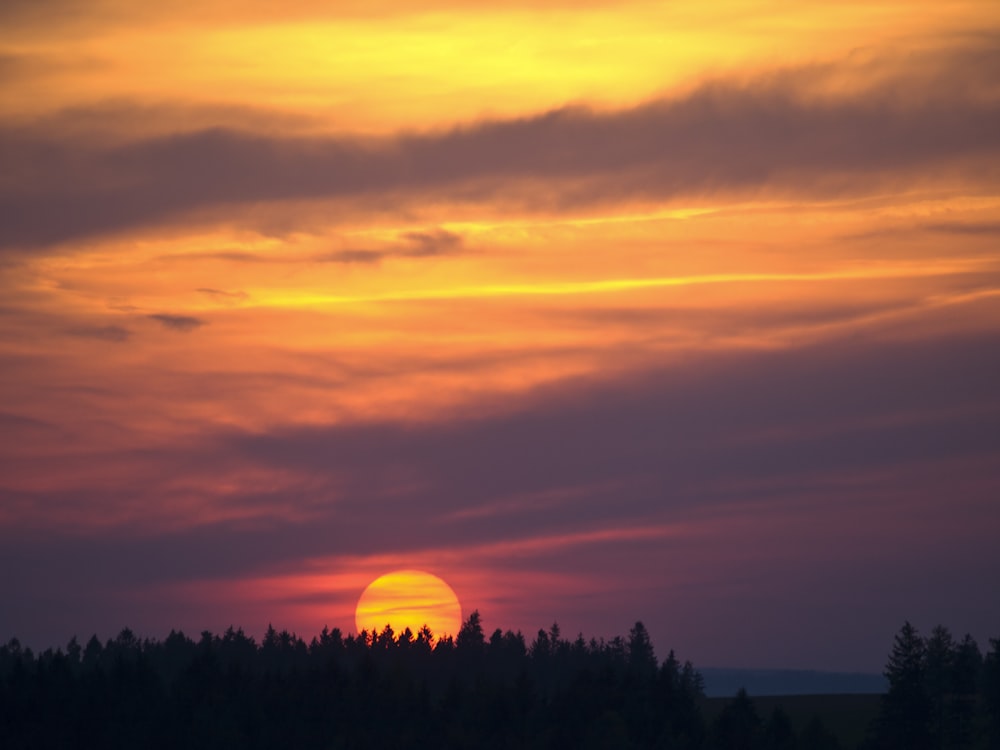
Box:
714, 688, 762, 750
627, 621, 657, 678
877, 621, 931, 750
984, 638, 1000, 750
763, 706, 796, 750
948, 634, 981, 750
456, 610, 485, 653
924, 624, 954, 747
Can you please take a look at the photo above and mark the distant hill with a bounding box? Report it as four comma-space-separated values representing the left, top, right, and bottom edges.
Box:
700, 667, 887, 697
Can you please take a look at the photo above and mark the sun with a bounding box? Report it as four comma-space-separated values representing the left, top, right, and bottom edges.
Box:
355, 570, 462, 641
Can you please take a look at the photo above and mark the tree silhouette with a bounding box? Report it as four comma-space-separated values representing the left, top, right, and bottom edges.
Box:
985, 638, 1000, 750
455, 609, 485, 653
948, 633, 982, 750
798, 715, 840, 750
627, 621, 657, 679
876, 620, 931, 750
924, 624, 954, 747
714, 688, 763, 750
763, 706, 796, 750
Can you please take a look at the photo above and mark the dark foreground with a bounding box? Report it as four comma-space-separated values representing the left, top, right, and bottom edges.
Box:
1, 616, 997, 749
701, 693, 882, 749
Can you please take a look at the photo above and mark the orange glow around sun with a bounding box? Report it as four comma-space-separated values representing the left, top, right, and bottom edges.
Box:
354, 570, 463, 641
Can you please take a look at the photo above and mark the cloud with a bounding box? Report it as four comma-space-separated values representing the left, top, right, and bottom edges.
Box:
41, 324, 981, 568
0, 0, 635, 29
1, 324, 998, 666
195, 287, 249, 303
925, 221, 1000, 236
167, 251, 269, 263
318, 227, 464, 264
0, 53, 21, 80
2, 43, 998, 249
0, 411, 52, 430
399, 229, 463, 257
66, 324, 132, 342
147, 313, 206, 331
2, 326, 998, 664
319, 249, 385, 264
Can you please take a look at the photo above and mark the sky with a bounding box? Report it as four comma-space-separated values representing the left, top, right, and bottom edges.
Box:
1, 0, 999, 673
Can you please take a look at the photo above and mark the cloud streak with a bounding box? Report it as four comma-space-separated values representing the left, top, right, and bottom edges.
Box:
147, 313, 206, 331
317, 228, 463, 264
195, 287, 249, 303
66, 325, 132, 342
2, 45, 998, 249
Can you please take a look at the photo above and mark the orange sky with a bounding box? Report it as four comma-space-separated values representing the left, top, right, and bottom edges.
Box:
1, 0, 999, 670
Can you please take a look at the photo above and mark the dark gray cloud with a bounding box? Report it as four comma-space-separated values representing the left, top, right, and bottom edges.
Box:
173, 251, 268, 263
66, 324, 132, 342
212, 330, 1000, 538
147, 313, 206, 331
317, 228, 463, 264
841, 221, 1000, 245
925, 221, 1000, 236
2, 46, 998, 249
0, 411, 52, 431
399, 228, 462, 257
0, 303, 135, 344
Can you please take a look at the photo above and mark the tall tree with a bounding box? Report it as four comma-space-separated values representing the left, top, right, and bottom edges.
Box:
924, 624, 954, 748
877, 621, 931, 750
763, 706, 796, 750
984, 638, 1000, 750
456, 610, 485, 653
627, 621, 657, 679
798, 716, 840, 750
714, 688, 762, 750
948, 634, 982, 750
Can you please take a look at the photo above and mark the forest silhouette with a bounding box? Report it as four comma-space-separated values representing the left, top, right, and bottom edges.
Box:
1, 615, 998, 749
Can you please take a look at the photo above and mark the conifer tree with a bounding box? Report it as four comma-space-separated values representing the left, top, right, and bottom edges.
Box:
948, 634, 981, 750
714, 688, 762, 750
924, 624, 954, 747
877, 621, 931, 750
627, 621, 657, 678
984, 638, 1000, 750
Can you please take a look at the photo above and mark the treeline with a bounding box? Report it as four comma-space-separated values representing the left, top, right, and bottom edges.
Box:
866, 622, 1000, 750
0, 615, 997, 749
3, 614, 704, 749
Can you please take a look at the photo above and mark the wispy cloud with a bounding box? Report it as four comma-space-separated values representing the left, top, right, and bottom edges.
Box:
925, 221, 1000, 236
195, 287, 249, 303
399, 229, 462, 257
2, 44, 997, 249
147, 313, 206, 331
66, 324, 132, 342
317, 228, 463, 264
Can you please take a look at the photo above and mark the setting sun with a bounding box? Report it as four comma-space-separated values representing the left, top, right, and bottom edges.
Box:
355, 570, 462, 641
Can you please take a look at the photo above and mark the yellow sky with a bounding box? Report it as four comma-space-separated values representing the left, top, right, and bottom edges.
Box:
4, 0, 995, 130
